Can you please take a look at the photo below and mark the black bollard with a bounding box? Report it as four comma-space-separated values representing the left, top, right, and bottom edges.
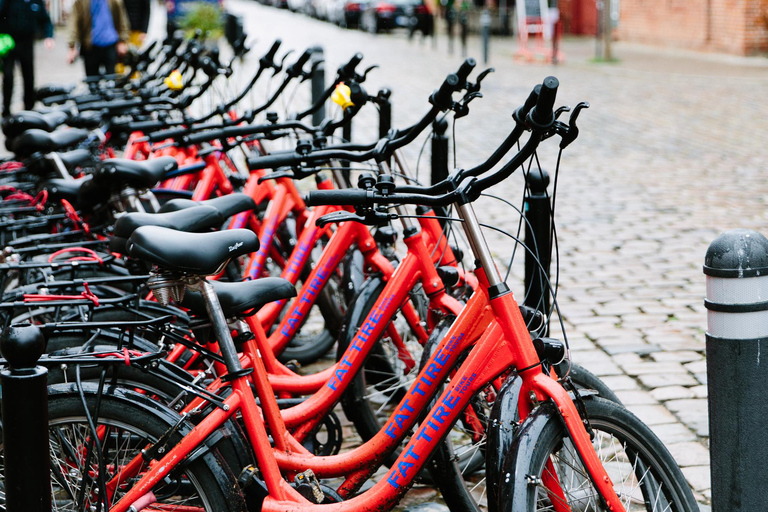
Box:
1, 325, 51, 512
460, 11, 468, 58
523, 169, 551, 335
480, 8, 491, 64
310, 46, 326, 128
704, 229, 768, 512
447, 8, 455, 54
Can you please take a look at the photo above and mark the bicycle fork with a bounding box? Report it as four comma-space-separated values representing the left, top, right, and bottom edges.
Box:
455, 200, 627, 512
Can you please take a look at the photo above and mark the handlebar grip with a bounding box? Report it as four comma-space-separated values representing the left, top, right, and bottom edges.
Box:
456, 58, 476, 84
432, 73, 459, 108
248, 151, 300, 171
200, 56, 219, 77
265, 39, 281, 62
148, 126, 188, 143
184, 128, 226, 146
530, 76, 558, 127
287, 49, 312, 76
305, 189, 370, 207
128, 120, 168, 133
138, 41, 157, 61
339, 52, 363, 78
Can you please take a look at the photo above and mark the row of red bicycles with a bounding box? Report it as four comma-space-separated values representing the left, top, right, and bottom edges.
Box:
0, 30, 697, 512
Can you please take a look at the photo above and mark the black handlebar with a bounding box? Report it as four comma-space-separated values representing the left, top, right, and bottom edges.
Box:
529, 76, 558, 127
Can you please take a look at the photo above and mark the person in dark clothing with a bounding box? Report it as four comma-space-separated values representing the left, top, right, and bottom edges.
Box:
0, 0, 55, 116
67, 0, 130, 76
123, 0, 150, 45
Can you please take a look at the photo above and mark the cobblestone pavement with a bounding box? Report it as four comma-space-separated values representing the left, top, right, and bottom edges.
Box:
220, 5, 768, 506
14, 4, 768, 509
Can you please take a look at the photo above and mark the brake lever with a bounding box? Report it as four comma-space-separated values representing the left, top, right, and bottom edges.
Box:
554, 105, 571, 120
257, 170, 296, 183
467, 67, 494, 94
559, 101, 589, 149
275, 50, 294, 73
454, 91, 483, 119
315, 210, 395, 228
360, 65, 379, 82
301, 60, 323, 82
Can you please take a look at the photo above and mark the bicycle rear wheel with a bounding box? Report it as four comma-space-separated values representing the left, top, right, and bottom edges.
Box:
32, 385, 246, 512
499, 396, 698, 512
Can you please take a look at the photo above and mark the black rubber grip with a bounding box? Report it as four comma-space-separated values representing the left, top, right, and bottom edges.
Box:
520, 85, 540, 119
200, 56, 219, 77
128, 120, 168, 133
339, 53, 363, 78
73, 94, 103, 105
184, 128, 225, 146
248, 151, 300, 170
287, 50, 312, 76
456, 58, 476, 84
530, 76, 559, 126
305, 189, 370, 207
148, 126, 189, 142
79, 98, 142, 112
433, 74, 459, 108
264, 39, 281, 62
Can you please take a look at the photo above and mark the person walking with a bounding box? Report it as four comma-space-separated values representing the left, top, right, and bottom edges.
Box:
123, 0, 151, 46
67, 0, 130, 76
0, 0, 55, 116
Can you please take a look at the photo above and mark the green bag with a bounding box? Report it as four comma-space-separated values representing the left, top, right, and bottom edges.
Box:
0, 34, 15, 71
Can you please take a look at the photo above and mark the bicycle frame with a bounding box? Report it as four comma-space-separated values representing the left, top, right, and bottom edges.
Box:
109, 196, 628, 512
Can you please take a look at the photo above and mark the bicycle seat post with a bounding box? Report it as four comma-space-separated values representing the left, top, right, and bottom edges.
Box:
188, 277, 244, 374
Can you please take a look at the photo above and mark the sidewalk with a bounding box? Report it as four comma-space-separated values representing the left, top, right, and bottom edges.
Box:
9, 6, 768, 506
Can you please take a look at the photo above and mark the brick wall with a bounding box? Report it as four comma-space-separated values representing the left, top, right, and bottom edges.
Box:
614, 0, 768, 55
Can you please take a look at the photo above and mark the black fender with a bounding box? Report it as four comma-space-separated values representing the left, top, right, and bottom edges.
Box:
485, 373, 523, 512
46, 382, 253, 493
337, 273, 386, 357
495, 401, 560, 512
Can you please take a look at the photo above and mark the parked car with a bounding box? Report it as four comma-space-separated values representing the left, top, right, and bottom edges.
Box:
359, 0, 432, 34
328, 0, 366, 27
287, 0, 312, 13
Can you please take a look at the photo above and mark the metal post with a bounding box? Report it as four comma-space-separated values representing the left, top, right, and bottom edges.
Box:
447, 7, 455, 54
460, 11, 468, 57
1, 325, 51, 512
480, 9, 491, 64
431, 118, 450, 226
523, 169, 551, 335
310, 46, 326, 127
704, 229, 768, 512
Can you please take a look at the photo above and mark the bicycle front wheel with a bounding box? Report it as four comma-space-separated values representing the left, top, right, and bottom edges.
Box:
499, 396, 698, 512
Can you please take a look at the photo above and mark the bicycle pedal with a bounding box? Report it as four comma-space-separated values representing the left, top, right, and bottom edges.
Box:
294, 469, 324, 504
285, 359, 301, 372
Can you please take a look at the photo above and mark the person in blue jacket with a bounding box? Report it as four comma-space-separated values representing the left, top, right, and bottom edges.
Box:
0, 0, 55, 116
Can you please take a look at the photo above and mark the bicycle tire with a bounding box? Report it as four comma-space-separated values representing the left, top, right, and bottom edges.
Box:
498, 396, 698, 512
7, 384, 246, 512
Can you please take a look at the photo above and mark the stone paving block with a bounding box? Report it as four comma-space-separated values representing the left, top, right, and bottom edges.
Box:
614, 390, 658, 405
637, 372, 700, 388
667, 441, 711, 467
621, 361, 689, 376
694, 373, 708, 385
625, 404, 679, 425
690, 385, 708, 399
577, 359, 625, 377
681, 465, 712, 493
598, 375, 641, 391
651, 385, 696, 401
650, 423, 698, 445
684, 360, 707, 374
665, 399, 710, 437
602, 343, 662, 356
650, 350, 704, 363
